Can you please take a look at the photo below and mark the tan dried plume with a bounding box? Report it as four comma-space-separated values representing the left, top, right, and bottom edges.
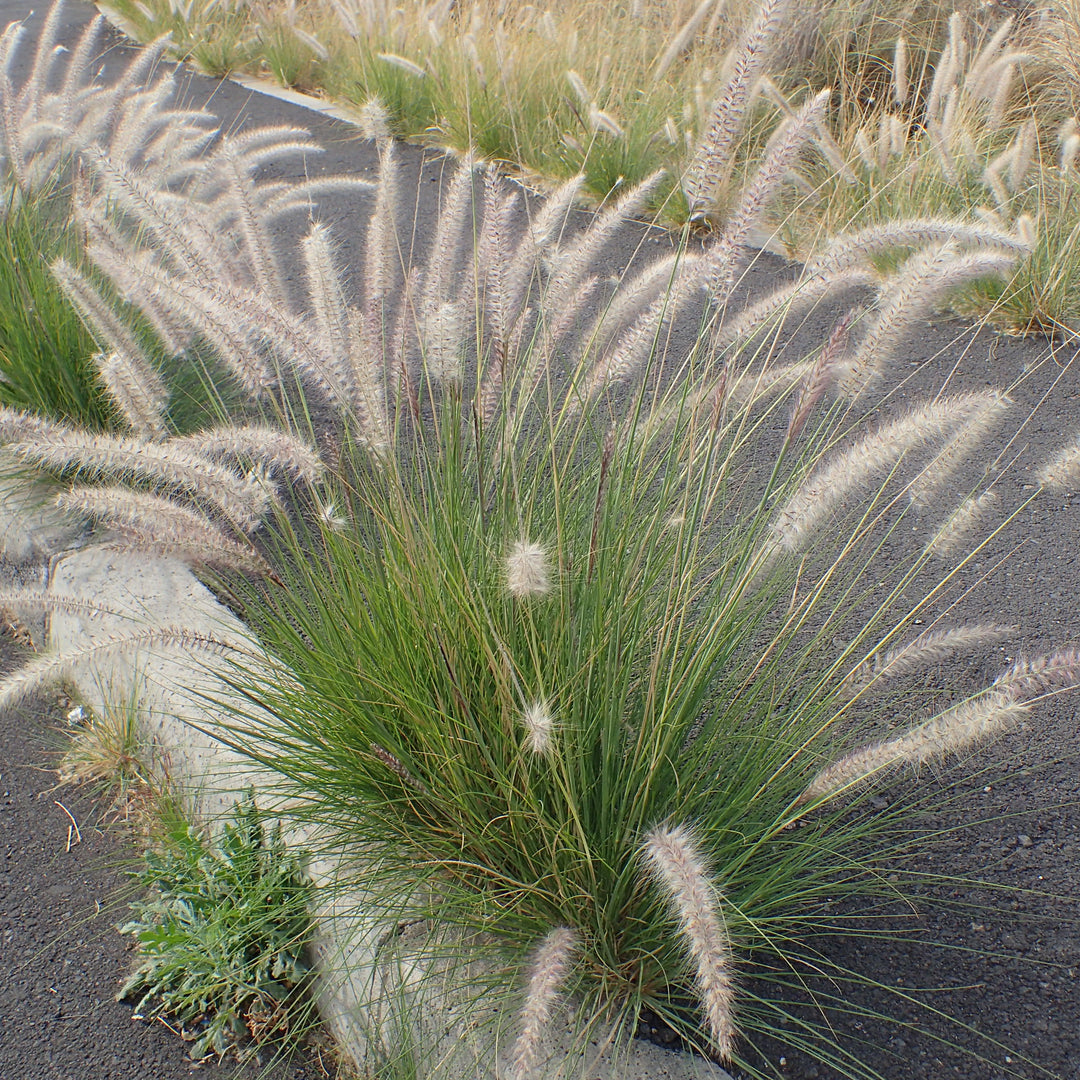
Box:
843, 622, 1015, 697
770, 390, 1005, 555
56, 486, 277, 579
641, 824, 737, 1060
509, 927, 579, 1080
802, 689, 1030, 804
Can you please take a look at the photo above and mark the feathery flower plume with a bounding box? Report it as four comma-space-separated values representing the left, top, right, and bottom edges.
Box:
356, 98, 391, 143
924, 490, 1000, 558
302, 221, 351, 372
994, 648, 1080, 699
421, 300, 466, 384
218, 145, 289, 306
316, 498, 348, 532
839, 247, 1018, 397
376, 53, 426, 79
907, 392, 1011, 507
84, 149, 222, 285
696, 89, 831, 305
771, 390, 1002, 555
0, 586, 133, 624
51, 259, 169, 439
84, 252, 275, 396
1036, 437, 1080, 492
843, 622, 1014, 697
364, 143, 401, 320
893, 36, 908, 105
786, 309, 855, 442
521, 701, 554, 756
712, 269, 874, 351
93, 351, 169, 441
346, 309, 391, 457
506, 540, 552, 600
508, 927, 579, 1080
170, 424, 324, 483
802, 690, 1030, 803
809, 218, 1030, 278
654, 0, 716, 82
7, 424, 272, 533
726, 360, 815, 409
544, 170, 664, 317
421, 154, 477, 314
684, 0, 787, 213
0, 627, 245, 715
56, 486, 276, 579
641, 824, 737, 1060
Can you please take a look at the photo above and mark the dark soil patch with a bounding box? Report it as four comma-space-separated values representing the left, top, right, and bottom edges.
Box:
0, 636, 334, 1080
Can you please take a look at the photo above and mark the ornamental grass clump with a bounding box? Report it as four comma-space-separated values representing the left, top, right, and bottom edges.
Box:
0, 18, 1076, 1072
174, 152, 1080, 1075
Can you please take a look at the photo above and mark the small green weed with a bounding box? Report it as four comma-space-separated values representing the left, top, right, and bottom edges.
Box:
118, 794, 314, 1061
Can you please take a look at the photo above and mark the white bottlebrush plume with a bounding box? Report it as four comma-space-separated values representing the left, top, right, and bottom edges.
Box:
521, 701, 554, 756
420, 153, 477, 315
169, 424, 324, 484
216, 145, 288, 307
771, 390, 1004, 555
893, 36, 908, 106
712, 268, 874, 352
1037, 437, 1080, 492
0, 627, 244, 715
508, 927, 579, 1080
544, 170, 664, 317
684, 0, 787, 213
786, 308, 856, 442
839, 246, 1018, 397
924, 490, 1000, 558
994, 648, 1080, 700
6, 423, 272, 533
653, 0, 716, 82
696, 88, 831, 306
356, 98, 392, 143
93, 351, 169, 442
641, 824, 737, 1060
346, 308, 391, 457
363, 143, 402, 320
809, 218, 1030, 278
0, 405, 59, 443
84, 148, 223, 285
316, 497, 349, 532
907, 392, 1011, 507
802, 689, 1031, 803
0, 586, 133, 624
302, 221, 352, 375
419, 300, 466, 384
56, 486, 276, 578
506, 540, 552, 600
75, 204, 194, 357
51, 258, 169, 439
843, 622, 1014, 696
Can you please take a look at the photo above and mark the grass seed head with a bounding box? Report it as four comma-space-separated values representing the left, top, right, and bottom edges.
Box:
642, 824, 737, 1060
506, 540, 552, 600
